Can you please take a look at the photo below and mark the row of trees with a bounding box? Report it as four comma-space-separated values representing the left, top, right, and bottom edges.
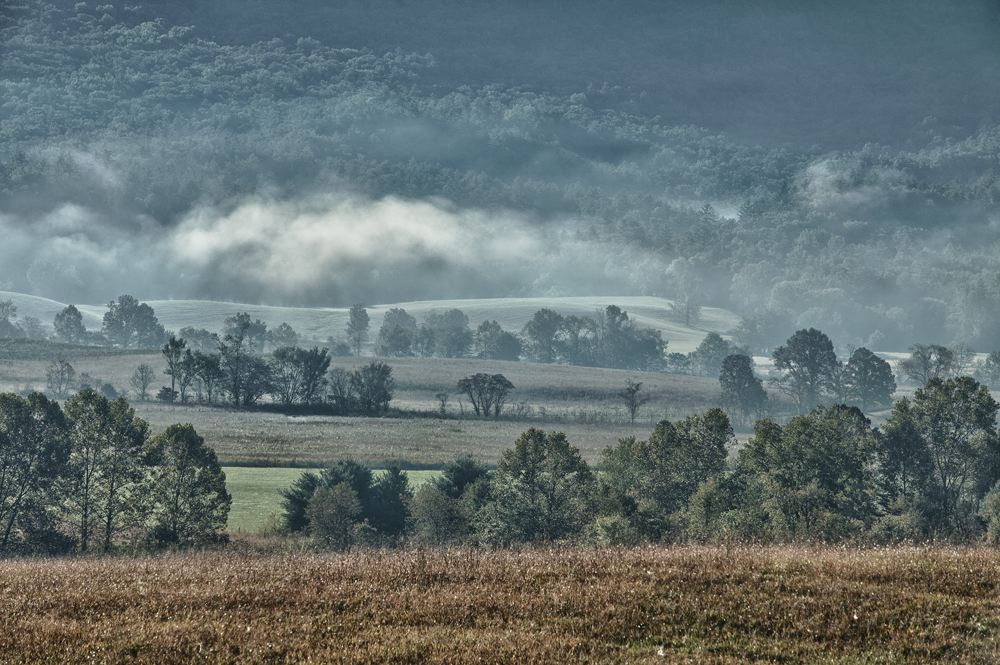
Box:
0, 390, 229, 555
146, 314, 395, 415
286, 375, 1000, 548
717, 328, 898, 424
353, 303, 667, 371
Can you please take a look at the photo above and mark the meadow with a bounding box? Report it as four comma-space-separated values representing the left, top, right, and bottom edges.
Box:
1, 544, 997, 663
0, 342, 723, 468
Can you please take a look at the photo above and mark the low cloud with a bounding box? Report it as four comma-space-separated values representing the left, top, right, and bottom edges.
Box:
1, 193, 644, 306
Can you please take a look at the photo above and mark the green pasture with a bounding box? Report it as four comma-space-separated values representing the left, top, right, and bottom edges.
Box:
224, 467, 439, 533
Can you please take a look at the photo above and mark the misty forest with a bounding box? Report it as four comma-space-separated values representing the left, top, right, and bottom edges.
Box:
3, 0, 1000, 351
5, 1, 1000, 662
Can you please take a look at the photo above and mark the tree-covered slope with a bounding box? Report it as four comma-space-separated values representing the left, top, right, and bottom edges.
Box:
3, 2, 1000, 352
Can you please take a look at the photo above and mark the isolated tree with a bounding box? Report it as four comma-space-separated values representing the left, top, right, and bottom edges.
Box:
457, 373, 515, 418
770, 328, 841, 414
843, 347, 896, 412
523, 309, 564, 363
0, 393, 70, 553
484, 428, 592, 543
53, 305, 87, 344
129, 364, 156, 401
63, 390, 152, 553
350, 361, 395, 415
898, 344, 956, 385
46, 359, 75, 398
101, 295, 165, 349
719, 354, 768, 427
148, 424, 231, 546
618, 379, 649, 425
346, 304, 370, 356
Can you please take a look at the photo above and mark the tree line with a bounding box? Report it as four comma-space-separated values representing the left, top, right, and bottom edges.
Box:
284, 373, 1000, 549
0, 390, 229, 555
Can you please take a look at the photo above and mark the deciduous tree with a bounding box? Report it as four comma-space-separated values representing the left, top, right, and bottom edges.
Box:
346, 304, 369, 356
0, 393, 69, 553
52, 305, 87, 344
898, 343, 955, 385
101, 295, 165, 349
457, 373, 515, 418
719, 354, 768, 427
843, 347, 896, 412
770, 328, 840, 414
618, 379, 648, 425
483, 428, 592, 543
63, 390, 152, 553
129, 364, 155, 401
148, 424, 230, 546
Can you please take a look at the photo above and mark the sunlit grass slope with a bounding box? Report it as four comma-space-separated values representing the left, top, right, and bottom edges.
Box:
0, 292, 740, 355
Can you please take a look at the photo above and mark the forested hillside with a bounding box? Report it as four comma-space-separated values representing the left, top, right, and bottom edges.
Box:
3, 1, 1000, 351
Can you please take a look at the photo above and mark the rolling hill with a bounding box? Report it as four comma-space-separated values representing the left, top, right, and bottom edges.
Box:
0, 292, 741, 355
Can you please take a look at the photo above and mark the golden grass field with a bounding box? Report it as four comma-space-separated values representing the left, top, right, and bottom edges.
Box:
1, 544, 998, 663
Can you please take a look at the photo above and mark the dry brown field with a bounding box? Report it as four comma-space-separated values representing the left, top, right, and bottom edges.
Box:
0, 346, 723, 466
1, 544, 998, 663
